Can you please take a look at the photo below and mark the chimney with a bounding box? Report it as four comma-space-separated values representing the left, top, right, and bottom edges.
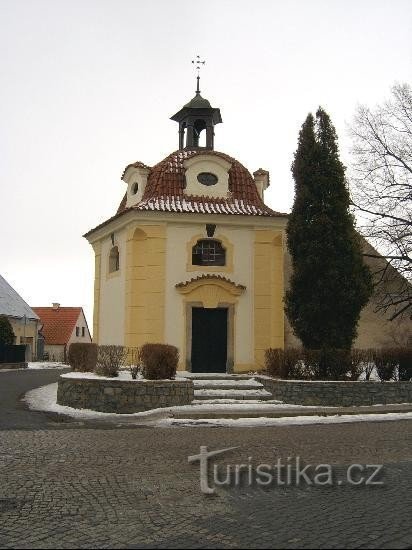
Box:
52, 302, 60, 310
253, 168, 270, 199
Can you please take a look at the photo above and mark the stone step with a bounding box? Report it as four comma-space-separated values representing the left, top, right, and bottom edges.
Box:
169, 403, 412, 421
178, 373, 255, 381
192, 379, 263, 391
193, 388, 273, 401
171, 407, 318, 420
192, 399, 283, 405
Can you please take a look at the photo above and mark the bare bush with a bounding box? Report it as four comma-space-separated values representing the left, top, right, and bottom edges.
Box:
95, 345, 128, 377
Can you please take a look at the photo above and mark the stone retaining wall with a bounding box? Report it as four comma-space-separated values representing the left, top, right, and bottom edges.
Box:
57, 376, 194, 413
257, 377, 412, 406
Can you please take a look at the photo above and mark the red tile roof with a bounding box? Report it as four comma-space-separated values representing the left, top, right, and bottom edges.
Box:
117, 149, 285, 217
85, 149, 287, 238
33, 307, 82, 345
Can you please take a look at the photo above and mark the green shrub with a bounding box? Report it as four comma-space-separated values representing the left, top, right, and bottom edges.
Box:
95, 345, 128, 377
347, 349, 368, 381
302, 348, 350, 380
140, 343, 179, 380
264, 348, 304, 379
265, 347, 351, 380
0, 316, 15, 346
67, 343, 98, 372
264, 346, 411, 381
264, 348, 285, 378
127, 347, 141, 379
361, 349, 376, 380
374, 348, 399, 382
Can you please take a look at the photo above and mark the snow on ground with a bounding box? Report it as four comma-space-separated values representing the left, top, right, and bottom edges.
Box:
29, 362, 68, 370
0, 362, 68, 372
61, 371, 143, 382
358, 366, 380, 381
23, 382, 412, 428
162, 413, 412, 428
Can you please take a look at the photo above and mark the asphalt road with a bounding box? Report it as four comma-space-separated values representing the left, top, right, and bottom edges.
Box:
0, 368, 70, 430
0, 368, 411, 549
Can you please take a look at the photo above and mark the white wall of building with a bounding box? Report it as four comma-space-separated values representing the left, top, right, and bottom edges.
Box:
45, 344, 65, 362
98, 229, 126, 345
67, 309, 92, 346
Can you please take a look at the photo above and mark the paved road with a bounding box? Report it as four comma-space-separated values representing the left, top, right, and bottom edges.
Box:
0, 368, 71, 430
0, 369, 411, 549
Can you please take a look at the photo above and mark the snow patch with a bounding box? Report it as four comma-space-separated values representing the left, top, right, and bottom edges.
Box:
29, 362, 68, 370
163, 413, 412, 428
61, 371, 141, 382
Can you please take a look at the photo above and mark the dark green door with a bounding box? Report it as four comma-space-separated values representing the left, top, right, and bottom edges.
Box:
191, 307, 228, 373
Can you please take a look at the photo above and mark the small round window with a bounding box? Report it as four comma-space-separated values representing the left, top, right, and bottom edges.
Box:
197, 172, 218, 186
131, 182, 139, 195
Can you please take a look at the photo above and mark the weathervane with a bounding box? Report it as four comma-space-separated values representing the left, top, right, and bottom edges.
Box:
192, 55, 205, 94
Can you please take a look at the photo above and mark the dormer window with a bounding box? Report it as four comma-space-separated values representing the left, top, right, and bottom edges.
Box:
192, 239, 226, 266
109, 246, 120, 273
122, 164, 150, 208
197, 172, 218, 186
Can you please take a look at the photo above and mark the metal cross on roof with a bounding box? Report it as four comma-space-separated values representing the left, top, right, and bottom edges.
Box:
192, 56, 205, 94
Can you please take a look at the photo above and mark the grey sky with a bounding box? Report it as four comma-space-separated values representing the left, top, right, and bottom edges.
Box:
1, 0, 411, 329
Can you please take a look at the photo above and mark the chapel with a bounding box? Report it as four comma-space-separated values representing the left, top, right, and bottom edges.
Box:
84, 75, 287, 373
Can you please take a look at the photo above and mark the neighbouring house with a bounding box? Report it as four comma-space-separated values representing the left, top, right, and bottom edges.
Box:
33, 303, 92, 362
0, 274, 40, 360
84, 82, 412, 374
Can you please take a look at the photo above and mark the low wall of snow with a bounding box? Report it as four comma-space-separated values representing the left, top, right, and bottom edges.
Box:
57, 375, 194, 413
258, 377, 412, 406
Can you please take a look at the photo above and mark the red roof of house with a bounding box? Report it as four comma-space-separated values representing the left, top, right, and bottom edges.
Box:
33, 307, 83, 345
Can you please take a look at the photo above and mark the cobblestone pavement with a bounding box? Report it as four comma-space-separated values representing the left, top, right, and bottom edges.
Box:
0, 370, 411, 548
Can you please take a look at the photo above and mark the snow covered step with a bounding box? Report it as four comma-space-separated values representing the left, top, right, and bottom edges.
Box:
169, 402, 316, 420
193, 388, 273, 401
192, 399, 283, 405
179, 373, 254, 381
192, 378, 263, 391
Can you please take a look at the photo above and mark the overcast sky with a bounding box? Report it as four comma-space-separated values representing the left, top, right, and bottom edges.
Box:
1, 0, 411, 329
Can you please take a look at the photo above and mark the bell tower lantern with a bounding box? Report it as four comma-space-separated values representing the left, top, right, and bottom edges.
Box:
170, 56, 222, 150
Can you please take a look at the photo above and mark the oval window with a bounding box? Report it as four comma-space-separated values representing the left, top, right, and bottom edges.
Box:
197, 172, 218, 186
131, 182, 139, 195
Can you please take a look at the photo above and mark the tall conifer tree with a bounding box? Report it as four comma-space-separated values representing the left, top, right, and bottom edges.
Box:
285, 108, 372, 350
